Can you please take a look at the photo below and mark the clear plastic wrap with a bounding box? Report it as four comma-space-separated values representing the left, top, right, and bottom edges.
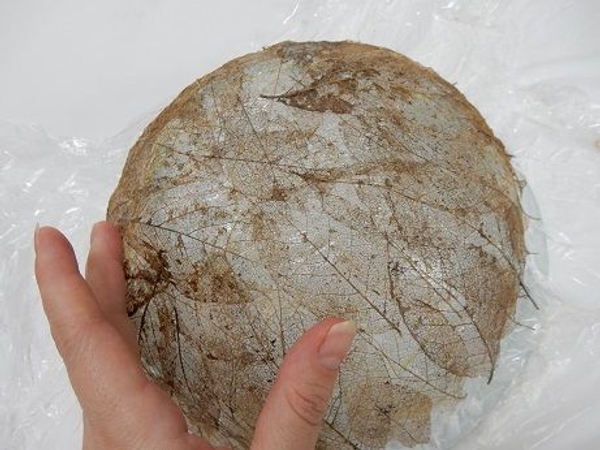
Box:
1, 0, 599, 449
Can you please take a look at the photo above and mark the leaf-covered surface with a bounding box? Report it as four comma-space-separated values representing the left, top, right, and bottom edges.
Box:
107, 41, 525, 449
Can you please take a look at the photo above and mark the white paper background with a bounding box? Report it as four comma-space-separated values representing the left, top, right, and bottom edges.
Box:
1, 1, 599, 449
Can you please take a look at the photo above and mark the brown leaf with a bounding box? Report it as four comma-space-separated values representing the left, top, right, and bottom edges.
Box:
107, 41, 526, 449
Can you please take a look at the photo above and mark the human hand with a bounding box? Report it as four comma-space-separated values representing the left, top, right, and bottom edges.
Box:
34, 221, 356, 450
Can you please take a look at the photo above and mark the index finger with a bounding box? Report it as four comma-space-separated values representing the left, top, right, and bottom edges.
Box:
34, 226, 105, 359
34, 226, 148, 407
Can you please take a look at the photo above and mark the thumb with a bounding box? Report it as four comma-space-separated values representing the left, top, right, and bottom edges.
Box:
251, 318, 356, 450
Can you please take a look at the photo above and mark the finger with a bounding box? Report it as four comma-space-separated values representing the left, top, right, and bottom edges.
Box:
251, 318, 356, 450
84, 221, 137, 350
34, 226, 105, 359
34, 226, 210, 449
85, 221, 126, 317
34, 226, 147, 402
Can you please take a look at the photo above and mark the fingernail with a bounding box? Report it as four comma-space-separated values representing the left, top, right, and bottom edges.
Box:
90, 222, 101, 247
319, 320, 356, 371
34, 223, 40, 253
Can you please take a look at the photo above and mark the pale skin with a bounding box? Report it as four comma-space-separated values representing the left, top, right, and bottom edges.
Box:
34, 221, 356, 450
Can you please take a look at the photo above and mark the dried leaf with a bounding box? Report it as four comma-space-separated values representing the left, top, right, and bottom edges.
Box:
107, 41, 525, 449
